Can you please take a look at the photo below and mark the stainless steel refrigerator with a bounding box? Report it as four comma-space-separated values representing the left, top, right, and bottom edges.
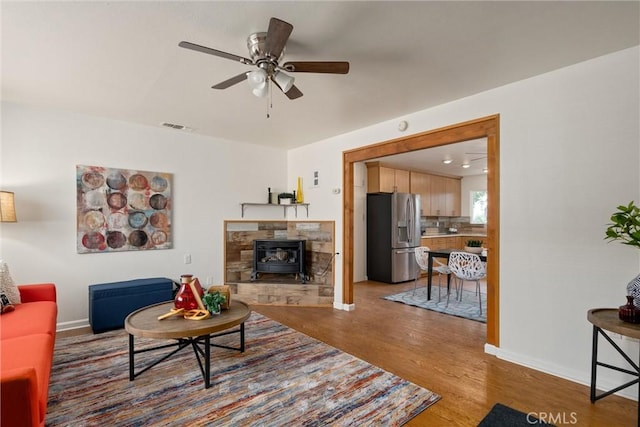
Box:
366, 192, 421, 283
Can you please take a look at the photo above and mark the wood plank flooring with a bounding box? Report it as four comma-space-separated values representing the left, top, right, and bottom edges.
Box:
253, 279, 636, 426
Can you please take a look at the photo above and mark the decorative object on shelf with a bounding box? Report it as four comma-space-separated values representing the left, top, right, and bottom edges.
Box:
296, 177, 304, 203
240, 202, 309, 218
174, 274, 205, 310
268, 187, 272, 204
605, 201, 640, 307
278, 192, 294, 205
618, 295, 640, 323
464, 239, 483, 254
628, 274, 640, 308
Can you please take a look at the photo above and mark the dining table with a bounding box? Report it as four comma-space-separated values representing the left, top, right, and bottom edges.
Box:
426, 248, 487, 300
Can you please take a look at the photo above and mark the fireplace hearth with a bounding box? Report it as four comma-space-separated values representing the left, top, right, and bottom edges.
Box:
251, 239, 306, 283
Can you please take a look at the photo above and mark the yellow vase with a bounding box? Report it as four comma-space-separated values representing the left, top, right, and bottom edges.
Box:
296, 177, 304, 203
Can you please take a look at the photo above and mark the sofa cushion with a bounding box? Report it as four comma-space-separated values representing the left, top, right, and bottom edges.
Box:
0, 301, 57, 341
0, 260, 21, 304
1, 333, 54, 426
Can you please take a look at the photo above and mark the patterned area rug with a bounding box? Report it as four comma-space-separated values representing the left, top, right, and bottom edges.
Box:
47, 313, 440, 426
383, 287, 486, 323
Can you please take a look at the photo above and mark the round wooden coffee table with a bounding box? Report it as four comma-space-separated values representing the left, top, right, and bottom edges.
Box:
125, 300, 251, 389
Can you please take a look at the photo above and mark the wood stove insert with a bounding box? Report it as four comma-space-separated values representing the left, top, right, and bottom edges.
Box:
251, 239, 306, 283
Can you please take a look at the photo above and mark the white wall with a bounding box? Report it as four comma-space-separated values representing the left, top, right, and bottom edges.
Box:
0, 103, 288, 329
288, 47, 640, 396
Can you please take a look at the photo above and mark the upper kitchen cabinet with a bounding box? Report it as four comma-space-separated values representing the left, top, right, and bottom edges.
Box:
410, 171, 431, 215
425, 174, 461, 216
367, 162, 462, 216
366, 162, 410, 193
445, 177, 462, 216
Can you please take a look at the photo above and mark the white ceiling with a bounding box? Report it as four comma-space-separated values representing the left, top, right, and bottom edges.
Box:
2, 1, 638, 150
372, 138, 488, 177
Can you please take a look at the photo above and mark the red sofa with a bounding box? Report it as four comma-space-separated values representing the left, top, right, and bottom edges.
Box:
1, 284, 57, 427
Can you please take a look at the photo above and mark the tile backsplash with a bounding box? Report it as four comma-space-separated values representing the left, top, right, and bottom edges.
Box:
420, 216, 486, 235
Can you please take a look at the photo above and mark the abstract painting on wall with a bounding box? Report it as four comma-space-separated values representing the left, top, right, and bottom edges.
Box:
76, 165, 172, 253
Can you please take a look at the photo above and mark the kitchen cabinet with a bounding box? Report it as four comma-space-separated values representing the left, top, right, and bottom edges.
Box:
429, 175, 461, 216
367, 163, 461, 216
410, 171, 431, 215
366, 162, 410, 193
423, 236, 462, 251
445, 177, 461, 216
429, 175, 447, 216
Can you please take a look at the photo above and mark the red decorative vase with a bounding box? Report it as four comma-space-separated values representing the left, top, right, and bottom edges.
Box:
174, 275, 203, 310
619, 295, 640, 324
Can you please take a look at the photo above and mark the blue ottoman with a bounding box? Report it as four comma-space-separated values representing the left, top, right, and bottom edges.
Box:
89, 277, 174, 333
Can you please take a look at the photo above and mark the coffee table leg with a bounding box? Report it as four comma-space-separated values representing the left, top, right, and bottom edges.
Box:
240, 322, 245, 352
128, 334, 135, 381
204, 334, 211, 389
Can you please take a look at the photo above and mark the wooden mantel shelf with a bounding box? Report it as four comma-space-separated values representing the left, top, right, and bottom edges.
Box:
240, 203, 309, 218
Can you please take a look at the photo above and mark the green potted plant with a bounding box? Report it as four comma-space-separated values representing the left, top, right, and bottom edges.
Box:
464, 239, 483, 254
605, 201, 640, 249
201, 290, 227, 315
605, 201, 640, 316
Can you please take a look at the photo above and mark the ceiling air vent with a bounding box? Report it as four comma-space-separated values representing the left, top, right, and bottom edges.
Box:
160, 122, 193, 131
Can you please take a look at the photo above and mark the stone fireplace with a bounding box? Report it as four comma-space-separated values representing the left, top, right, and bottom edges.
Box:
252, 239, 306, 283
224, 220, 334, 306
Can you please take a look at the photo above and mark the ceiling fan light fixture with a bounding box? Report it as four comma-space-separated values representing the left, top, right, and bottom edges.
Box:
248, 69, 269, 97
273, 70, 295, 93
248, 69, 267, 89
252, 86, 269, 98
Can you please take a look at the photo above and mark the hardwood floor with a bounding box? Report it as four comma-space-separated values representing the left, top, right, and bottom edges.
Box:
253, 279, 636, 426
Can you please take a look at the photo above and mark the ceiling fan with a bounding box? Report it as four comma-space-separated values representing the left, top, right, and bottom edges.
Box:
179, 17, 350, 100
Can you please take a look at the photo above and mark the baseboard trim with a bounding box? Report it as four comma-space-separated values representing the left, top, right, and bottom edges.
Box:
57, 318, 89, 332
484, 343, 498, 355
334, 301, 355, 311
495, 347, 637, 401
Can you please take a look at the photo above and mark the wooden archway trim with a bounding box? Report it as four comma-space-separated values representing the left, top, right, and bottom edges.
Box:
342, 114, 500, 346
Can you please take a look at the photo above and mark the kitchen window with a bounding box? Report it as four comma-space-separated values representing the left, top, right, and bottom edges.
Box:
471, 190, 488, 224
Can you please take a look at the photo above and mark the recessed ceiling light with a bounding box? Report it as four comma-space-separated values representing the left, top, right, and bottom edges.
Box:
483, 168, 488, 173
442, 159, 453, 164
461, 163, 471, 169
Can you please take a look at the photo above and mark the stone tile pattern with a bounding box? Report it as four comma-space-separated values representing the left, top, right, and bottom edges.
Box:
224, 221, 334, 306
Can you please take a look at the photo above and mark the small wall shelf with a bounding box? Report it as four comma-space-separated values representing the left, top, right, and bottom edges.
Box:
240, 203, 309, 218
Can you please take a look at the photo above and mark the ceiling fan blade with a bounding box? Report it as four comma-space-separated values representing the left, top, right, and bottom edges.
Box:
179, 41, 254, 65
284, 85, 303, 100
282, 61, 350, 74
265, 17, 293, 59
211, 72, 249, 89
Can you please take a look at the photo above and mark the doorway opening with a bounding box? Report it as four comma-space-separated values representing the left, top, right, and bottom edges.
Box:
342, 115, 500, 346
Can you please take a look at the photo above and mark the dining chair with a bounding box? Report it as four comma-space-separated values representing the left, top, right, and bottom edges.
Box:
414, 246, 451, 301
447, 251, 486, 314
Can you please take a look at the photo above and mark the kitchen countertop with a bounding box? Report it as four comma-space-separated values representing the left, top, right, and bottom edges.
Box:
421, 233, 486, 239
